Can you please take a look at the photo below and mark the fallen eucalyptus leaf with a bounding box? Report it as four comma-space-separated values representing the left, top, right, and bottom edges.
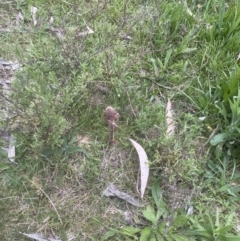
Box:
8, 134, 16, 163
20, 232, 61, 241
166, 98, 175, 137
103, 184, 143, 207
129, 139, 149, 199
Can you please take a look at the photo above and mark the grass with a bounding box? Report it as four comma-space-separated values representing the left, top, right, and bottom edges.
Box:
1, 0, 240, 240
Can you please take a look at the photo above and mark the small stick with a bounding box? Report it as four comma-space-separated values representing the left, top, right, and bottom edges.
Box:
199, 124, 219, 154
203, 124, 219, 148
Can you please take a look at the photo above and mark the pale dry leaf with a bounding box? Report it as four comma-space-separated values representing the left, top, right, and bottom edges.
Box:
199, 116, 206, 121
76, 25, 94, 37
49, 16, 54, 25
20, 232, 61, 241
8, 134, 16, 163
120, 34, 132, 41
187, 206, 194, 215
30, 6, 38, 26
129, 139, 149, 199
16, 12, 24, 25
183, 1, 195, 18
237, 53, 240, 61
186, 6, 195, 18
20, 233, 46, 241
166, 98, 175, 136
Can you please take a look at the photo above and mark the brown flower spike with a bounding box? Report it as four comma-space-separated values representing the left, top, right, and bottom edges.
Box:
104, 106, 119, 144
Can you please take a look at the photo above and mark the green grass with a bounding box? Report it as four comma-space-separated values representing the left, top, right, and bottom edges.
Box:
1, 0, 240, 240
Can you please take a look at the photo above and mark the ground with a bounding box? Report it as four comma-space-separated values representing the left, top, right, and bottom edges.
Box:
1, 1, 240, 241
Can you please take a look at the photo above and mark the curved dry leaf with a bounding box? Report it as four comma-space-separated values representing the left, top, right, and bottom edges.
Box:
166, 98, 175, 136
20, 232, 61, 241
129, 139, 149, 199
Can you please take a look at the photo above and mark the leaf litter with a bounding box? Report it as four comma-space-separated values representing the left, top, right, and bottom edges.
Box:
129, 138, 149, 199
20, 232, 61, 241
103, 184, 144, 207
0, 58, 20, 164
166, 98, 175, 137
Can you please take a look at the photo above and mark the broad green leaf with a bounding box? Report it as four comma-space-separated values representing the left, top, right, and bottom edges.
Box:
152, 180, 162, 209
158, 222, 165, 235
210, 133, 229, 146
226, 212, 235, 226
189, 217, 209, 232
152, 181, 167, 220
140, 227, 152, 241
65, 146, 89, 157
172, 215, 188, 227
186, 230, 212, 238
142, 205, 157, 224
227, 186, 240, 197
170, 234, 191, 241
0, 163, 9, 172
216, 225, 234, 235
122, 226, 141, 236
219, 184, 230, 192
156, 209, 166, 222
164, 49, 173, 69
156, 58, 164, 69
149, 238, 156, 241
219, 185, 238, 197
101, 229, 117, 241
218, 233, 240, 241
163, 236, 174, 241
41, 147, 61, 156
150, 58, 159, 75
0, 147, 7, 157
